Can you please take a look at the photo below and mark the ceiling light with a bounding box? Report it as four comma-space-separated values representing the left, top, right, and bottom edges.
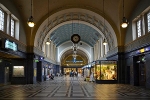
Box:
46, 41, 50, 45
103, 39, 107, 45
46, 38, 50, 45
46, 1, 51, 45
27, 16, 35, 27
121, 17, 128, 28
121, 0, 128, 28
27, 0, 35, 27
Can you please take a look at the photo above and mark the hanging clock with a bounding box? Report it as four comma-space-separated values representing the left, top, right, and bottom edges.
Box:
71, 34, 80, 44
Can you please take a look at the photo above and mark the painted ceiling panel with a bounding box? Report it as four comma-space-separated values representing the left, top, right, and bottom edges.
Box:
50, 23, 101, 47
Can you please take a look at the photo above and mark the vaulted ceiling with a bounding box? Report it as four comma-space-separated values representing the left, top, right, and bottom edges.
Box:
9, 0, 141, 63
11, 0, 140, 47
50, 23, 100, 47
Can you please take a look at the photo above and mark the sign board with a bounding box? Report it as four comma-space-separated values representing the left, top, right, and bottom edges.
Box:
4, 39, 17, 51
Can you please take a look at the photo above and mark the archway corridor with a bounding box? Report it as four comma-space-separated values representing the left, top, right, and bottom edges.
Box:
0, 75, 150, 100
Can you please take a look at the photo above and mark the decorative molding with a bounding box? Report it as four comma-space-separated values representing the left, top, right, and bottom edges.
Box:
44, 57, 57, 64
106, 46, 124, 57
125, 33, 150, 52
37, 12, 115, 51
107, 33, 150, 57
0, 31, 26, 52
33, 46, 44, 56
106, 47, 118, 57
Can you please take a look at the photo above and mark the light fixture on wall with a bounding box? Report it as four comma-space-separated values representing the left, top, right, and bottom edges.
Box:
27, 0, 35, 27
46, 38, 50, 45
103, 38, 107, 45
121, 0, 128, 28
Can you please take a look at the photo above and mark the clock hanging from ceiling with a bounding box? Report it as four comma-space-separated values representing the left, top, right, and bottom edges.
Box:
71, 34, 81, 44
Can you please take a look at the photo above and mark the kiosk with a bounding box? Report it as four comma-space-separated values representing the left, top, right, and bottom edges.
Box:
94, 60, 117, 84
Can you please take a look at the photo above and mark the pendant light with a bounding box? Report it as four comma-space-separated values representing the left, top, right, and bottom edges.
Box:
121, 0, 128, 28
103, 39, 107, 45
46, 0, 50, 45
27, 0, 35, 27
103, 0, 107, 45
46, 38, 50, 45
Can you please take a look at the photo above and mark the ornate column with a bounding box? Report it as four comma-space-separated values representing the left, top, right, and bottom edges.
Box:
50, 42, 52, 59
100, 38, 104, 57
47, 44, 50, 58
53, 44, 55, 60
104, 44, 108, 55
94, 44, 97, 60
98, 40, 101, 59
45, 44, 48, 57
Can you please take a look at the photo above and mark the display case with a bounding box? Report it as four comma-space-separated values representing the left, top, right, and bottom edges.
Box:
13, 66, 24, 77
94, 60, 117, 84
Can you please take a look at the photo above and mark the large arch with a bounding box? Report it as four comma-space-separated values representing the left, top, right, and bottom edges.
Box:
58, 43, 91, 63
34, 8, 117, 52
60, 49, 89, 66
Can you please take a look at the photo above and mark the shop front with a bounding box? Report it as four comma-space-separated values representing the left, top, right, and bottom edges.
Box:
94, 60, 117, 84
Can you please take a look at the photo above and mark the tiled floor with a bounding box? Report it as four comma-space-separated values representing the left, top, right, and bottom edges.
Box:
0, 76, 150, 100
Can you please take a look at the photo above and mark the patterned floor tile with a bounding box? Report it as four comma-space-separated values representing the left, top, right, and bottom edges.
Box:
54, 94, 67, 96
72, 94, 84, 96
0, 76, 150, 100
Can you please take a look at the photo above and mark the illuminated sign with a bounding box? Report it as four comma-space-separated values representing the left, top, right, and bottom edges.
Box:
5, 39, 17, 51
34, 59, 39, 62
145, 47, 150, 52
136, 46, 150, 54
140, 48, 144, 53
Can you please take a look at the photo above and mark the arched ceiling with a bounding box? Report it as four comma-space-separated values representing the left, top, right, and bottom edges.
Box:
50, 23, 100, 47
61, 49, 88, 66
11, 0, 140, 47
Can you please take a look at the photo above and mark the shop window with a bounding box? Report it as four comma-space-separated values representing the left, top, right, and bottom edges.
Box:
13, 66, 24, 77
94, 60, 117, 81
0, 8, 4, 31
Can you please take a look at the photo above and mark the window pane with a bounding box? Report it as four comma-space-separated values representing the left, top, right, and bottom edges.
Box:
0, 9, 4, 31
11, 18, 15, 37
137, 20, 141, 37
147, 12, 150, 32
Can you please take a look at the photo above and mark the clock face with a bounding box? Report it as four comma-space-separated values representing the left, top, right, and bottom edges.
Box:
71, 34, 80, 43
73, 36, 79, 42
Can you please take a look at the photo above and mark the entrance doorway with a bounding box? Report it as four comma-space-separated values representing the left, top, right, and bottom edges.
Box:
134, 55, 146, 86
64, 68, 76, 75
63, 67, 83, 77
139, 63, 146, 86
5, 67, 10, 84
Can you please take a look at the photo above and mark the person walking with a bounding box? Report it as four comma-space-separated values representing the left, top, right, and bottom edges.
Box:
89, 71, 95, 82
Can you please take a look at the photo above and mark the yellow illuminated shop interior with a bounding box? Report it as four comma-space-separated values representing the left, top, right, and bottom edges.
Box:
94, 61, 117, 80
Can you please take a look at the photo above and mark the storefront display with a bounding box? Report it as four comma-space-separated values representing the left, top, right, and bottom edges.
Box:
94, 60, 117, 83
13, 66, 24, 77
